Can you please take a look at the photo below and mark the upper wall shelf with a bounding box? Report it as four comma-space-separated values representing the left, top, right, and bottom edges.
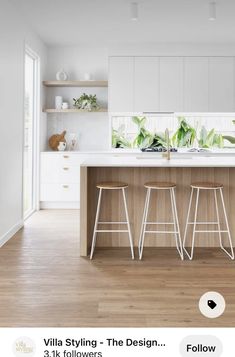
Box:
43, 80, 108, 87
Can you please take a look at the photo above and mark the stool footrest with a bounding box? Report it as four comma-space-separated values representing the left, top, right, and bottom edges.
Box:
194, 230, 228, 233
144, 230, 180, 234
95, 230, 129, 233
145, 222, 175, 225
188, 222, 220, 225
98, 221, 128, 225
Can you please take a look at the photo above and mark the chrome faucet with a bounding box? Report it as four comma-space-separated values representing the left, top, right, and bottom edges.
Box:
163, 128, 171, 160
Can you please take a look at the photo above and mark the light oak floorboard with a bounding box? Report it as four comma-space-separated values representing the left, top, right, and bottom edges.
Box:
0, 210, 234, 327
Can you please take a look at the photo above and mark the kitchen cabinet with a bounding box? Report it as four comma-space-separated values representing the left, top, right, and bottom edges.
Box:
183, 57, 209, 112
134, 57, 159, 112
159, 57, 183, 112
40, 153, 86, 208
109, 57, 134, 112
109, 56, 235, 113
209, 57, 234, 112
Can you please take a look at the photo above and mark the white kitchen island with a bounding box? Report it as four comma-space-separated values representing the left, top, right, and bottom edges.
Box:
80, 155, 235, 256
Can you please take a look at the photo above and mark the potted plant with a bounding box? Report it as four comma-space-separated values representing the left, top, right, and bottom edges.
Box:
73, 93, 99, 111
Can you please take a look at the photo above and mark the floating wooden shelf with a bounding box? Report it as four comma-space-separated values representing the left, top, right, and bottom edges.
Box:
43, 108, 108, 113
43, 80, 108, 87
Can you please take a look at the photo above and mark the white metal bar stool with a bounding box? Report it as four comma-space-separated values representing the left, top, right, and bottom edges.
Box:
183, 182, 234, 260
90, 182, 134, 260
138, 182, 183, 260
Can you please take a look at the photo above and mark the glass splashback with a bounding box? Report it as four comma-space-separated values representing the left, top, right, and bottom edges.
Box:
111, 114, 235, 149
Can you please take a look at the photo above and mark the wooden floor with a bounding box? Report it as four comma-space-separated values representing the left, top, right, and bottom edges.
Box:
0, 210, 234, 327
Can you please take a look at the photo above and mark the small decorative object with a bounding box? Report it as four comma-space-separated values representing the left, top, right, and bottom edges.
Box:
49, 130, 67, 151
68, 133, 78, 151
84, 72, 92, 80
58, 141, 67, 151
56, 68, 68, 81
62, 102, 69, 110
55, 96, 63, 109
73, 93, 99, 111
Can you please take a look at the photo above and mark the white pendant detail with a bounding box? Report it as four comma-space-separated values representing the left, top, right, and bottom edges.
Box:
131, 2, 138, 21
209, 1, 216, 21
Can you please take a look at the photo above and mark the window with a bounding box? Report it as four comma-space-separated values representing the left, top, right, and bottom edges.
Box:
23, 48, 39, 219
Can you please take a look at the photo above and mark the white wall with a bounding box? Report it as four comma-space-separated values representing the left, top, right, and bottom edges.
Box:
47, 45, 108, 80
0, 0, 47, 246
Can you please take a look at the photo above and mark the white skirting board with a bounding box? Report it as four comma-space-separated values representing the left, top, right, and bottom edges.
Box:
0, 220, 23, 248
40, 201, 80, 209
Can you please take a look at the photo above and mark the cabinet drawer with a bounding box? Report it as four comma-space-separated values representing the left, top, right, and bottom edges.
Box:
40, 183, 80, 202
58, 154, 86, 166
41, 153, 86, 167
41, 164, 80, 183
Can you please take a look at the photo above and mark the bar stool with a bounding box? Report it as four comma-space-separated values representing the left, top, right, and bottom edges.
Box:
138, 182, 183, 260
90, 182, 134, 259
183, 182, 234, 260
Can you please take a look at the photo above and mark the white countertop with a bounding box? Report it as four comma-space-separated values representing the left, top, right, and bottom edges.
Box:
81, 155, 235, 168
41, 148, 235, 155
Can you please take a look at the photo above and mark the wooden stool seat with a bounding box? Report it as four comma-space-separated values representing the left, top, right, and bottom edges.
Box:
144, 182, 176, 189
96, 181, 128, 189
191, 182, 223, 189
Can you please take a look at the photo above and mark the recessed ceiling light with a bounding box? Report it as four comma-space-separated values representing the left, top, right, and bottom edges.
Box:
209, 1, 216, 21
131, 2, 138, 21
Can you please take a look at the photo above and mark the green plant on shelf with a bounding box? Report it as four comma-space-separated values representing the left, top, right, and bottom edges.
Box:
73, 93, 99, 111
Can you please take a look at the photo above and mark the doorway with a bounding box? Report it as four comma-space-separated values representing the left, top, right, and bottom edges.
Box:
23, 47, 39, 219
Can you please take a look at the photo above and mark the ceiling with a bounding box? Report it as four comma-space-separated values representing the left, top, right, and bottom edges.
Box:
10, 0, 235, 46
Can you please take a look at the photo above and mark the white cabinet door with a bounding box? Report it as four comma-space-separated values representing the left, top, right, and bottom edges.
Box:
134, 57, 159, 112
209, 57, 234, 112
159, 57, 183, 112
184, 57, 209, 112
109, 57, 134, 112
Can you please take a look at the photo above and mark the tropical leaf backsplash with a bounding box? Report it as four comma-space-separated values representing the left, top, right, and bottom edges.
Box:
112, 116, 235, 149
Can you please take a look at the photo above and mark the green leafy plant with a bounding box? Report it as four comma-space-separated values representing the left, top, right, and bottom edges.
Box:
223, 120, 235, 144
198, 126, 224, 148
73, 93, 99, 111
172, 117, 197, 147
112, 125, 131, 148
150, 133, 169, 148
223, 135, 235, 145
132, 116, 153, 148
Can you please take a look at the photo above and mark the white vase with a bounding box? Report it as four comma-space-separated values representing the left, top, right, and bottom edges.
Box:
84, 72, 92, 80
56, 69, 68, 81
55, 96, 63, 109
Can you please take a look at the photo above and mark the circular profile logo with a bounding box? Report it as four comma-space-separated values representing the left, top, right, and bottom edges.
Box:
13, 337, 36, 357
